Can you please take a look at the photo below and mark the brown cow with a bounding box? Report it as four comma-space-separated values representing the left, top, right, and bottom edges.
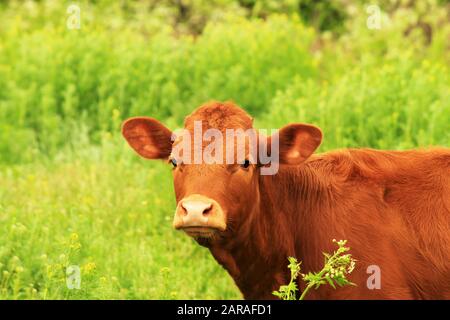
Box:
122, 101, 450, 299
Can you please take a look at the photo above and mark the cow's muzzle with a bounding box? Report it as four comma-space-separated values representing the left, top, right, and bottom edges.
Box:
173, 194, 226, 237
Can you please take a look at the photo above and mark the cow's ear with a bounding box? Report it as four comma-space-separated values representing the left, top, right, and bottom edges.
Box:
276, 123, 322, 165
122, 117, 172, 159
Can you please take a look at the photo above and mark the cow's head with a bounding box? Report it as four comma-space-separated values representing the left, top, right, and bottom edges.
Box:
122, 102, 322, 244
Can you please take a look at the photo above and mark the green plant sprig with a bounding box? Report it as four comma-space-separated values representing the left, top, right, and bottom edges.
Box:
273, 239, 357, 300
272, 257, 302, 300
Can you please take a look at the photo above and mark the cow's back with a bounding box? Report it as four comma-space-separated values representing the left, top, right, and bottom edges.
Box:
307, 148, 450, 299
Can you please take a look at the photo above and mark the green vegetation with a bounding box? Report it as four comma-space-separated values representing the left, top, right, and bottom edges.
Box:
273, 240, 356, 300
0, 0, 448, 299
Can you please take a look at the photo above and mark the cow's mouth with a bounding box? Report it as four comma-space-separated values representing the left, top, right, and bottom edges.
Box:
181, 226, 218, 238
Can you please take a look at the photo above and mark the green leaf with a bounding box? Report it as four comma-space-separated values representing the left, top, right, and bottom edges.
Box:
326, 277, 336, 289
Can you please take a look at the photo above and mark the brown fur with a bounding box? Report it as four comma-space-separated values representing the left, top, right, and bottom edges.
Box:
122, 101, 450, 300
185, 101, 254, 132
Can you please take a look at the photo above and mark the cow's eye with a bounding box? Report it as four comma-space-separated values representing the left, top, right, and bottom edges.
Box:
241, 159, 250, 169
170, 158, 178, 168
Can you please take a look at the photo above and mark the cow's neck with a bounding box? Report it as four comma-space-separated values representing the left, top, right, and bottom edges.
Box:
209, 162, 332, 299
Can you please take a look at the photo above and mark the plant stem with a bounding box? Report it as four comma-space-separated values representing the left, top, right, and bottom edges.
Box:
299, 282, 314, 300
298, 249, 341, 300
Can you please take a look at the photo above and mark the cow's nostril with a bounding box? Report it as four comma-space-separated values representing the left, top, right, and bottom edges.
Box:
202, 204, 213, 216
180, 202, 188, 216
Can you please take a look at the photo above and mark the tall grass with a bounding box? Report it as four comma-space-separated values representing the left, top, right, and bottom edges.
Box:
261, 59, 449, 150
0, 157, 240, 299
0, 10, 315, 163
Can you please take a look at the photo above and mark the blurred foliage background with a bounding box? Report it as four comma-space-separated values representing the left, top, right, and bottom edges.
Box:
0, 0, 448, 299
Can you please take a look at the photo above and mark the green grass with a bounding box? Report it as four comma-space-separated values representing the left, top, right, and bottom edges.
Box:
0, 156, 240, 299
0, 0, 448, 299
